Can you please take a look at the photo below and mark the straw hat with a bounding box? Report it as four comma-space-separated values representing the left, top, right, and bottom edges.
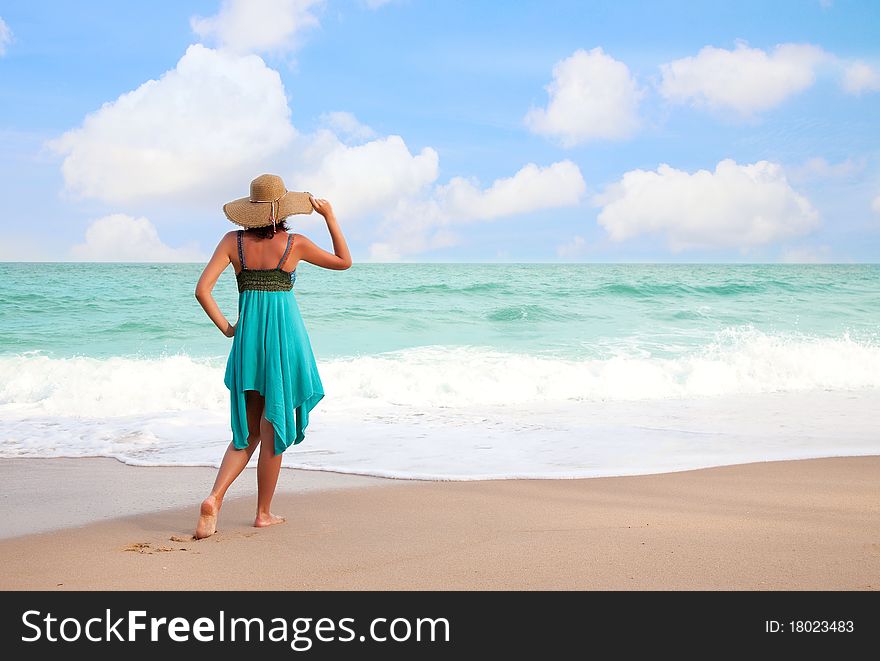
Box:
223, 174, 313, 229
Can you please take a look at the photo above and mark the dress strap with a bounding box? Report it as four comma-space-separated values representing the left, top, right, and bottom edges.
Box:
237, 230, 246, 270
277, 233, 293, 270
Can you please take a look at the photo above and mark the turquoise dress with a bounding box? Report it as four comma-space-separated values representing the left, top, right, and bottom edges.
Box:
223, 230, 324, 456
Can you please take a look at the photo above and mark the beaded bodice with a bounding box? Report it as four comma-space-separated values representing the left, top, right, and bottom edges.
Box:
236, 230, 297, 293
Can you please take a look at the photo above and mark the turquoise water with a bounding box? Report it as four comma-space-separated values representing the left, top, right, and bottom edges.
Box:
1, 263, 877, 360
1, 262, 878, 478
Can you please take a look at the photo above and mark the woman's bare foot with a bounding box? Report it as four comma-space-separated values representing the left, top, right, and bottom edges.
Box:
254, 512, 286, 528
195, 495, 221, 539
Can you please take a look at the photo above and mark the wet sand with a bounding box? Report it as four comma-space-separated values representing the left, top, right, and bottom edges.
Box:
0, 456, 877, 590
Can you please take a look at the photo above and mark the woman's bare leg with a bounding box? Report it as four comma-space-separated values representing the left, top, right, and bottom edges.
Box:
254, 411, 285, 528
196, 390, 264, 539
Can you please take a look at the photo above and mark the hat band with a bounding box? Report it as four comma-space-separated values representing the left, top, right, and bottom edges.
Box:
249, 190, 288, 230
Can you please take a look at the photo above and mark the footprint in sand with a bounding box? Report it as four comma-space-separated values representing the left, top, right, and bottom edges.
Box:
170, 535, 195, 543
123, 541, 188, 554
123, 542, 153, 554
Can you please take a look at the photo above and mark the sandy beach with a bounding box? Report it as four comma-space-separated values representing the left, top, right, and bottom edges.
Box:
0, 456, 877, 590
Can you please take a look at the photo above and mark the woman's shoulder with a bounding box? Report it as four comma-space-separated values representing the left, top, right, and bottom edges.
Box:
220, 229, 241, 244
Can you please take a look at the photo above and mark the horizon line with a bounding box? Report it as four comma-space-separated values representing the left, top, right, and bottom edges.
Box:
1, 260, 876, 266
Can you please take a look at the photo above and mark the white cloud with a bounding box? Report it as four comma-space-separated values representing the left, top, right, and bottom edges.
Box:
191, 0, 324, 54
49, 35, 563, 259
0, 17, 12, 56
524, 47, 643, 146
51, 14, 586, 263
48, 44, 296, 206
287, 121, 584, 261
290, 129, 439, 220
780, 245, 831, 263
70, 214, 207, 262
47, 39, 438, 223
659, 40, 828, 117
594, 158, 820, 251
556, 235, 587, 259
428, 160, 586, 221
362, 0, 395, 8
369, 160, 587, 260
368, 230, 458, 263
871, 195, 880, 214
786, 156, 865, 183
841, 60, 880, 95
318, 111, 377, 142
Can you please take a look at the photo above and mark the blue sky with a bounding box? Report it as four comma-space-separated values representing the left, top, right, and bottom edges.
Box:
1, 0, 878, 262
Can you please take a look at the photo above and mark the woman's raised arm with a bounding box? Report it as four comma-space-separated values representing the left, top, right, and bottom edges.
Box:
294, 197, 352, 270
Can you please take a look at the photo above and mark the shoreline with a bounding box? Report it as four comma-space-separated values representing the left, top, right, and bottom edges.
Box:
0, 455, 878, 590
3, 451, 880, 538
0, 457, 392, 540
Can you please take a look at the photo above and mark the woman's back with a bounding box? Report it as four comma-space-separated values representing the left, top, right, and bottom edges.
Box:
234, 230, 298, 273
235, 230, 297, 293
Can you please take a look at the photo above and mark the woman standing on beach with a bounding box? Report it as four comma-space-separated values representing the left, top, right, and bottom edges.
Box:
193, 174, 352, 539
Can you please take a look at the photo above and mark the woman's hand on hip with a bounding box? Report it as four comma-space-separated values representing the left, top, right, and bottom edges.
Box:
223, 321, 236, 338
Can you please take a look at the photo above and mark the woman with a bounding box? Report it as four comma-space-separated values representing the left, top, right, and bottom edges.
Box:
193, 174, 351, 539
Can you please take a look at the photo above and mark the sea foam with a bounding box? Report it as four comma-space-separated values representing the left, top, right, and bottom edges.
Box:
1, 328, 877, 417
1, 328, 879, 479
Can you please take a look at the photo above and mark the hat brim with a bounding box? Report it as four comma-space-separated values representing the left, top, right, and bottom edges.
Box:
223, 191, 314, 228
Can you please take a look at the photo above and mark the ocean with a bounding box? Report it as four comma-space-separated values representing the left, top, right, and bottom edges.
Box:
1, 262, 878, 479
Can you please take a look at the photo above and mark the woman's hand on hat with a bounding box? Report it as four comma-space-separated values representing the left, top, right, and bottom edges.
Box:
309, 195, 335, 219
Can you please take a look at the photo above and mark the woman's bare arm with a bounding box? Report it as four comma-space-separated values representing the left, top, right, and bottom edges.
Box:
294, 196, 352, 270
195, 232, 236, 337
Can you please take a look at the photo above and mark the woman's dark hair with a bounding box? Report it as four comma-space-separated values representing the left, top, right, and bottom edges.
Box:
244, 218, 290, 240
